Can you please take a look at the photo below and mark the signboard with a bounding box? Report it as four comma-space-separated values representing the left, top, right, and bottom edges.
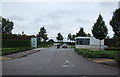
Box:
31, 38, 37, 47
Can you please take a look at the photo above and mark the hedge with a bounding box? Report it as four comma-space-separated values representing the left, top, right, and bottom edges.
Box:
37, 41, 52, 47
105, 47, 120, 51
75, 48, 120, 66
2, 33, 31, 40
75, 48, 119, 59
2, 34, 31, 48
2, 39, 31, 48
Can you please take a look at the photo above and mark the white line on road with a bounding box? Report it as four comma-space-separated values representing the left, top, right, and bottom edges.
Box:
62, 60, 75, 67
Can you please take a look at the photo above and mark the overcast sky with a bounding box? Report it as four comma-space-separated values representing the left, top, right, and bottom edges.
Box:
1, 1, 120, 41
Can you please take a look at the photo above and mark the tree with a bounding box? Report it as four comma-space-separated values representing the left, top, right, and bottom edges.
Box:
71, 34, 76, 42
56, 33, 63, 42
87, 33, 91, 37
110, 8, 120, 38
112, 34, 118, 38
37, 26, 48, 42
0, 17, 2, 33
76, 27, 87, 37
92, 14, 108, 51
48, 39, 54, 43
2, 17, 14, 34
42, 34, 48, 42
68, 33, 72, 42
106, 36, 110, 39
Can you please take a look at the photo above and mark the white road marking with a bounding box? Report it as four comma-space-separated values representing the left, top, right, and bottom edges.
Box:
66, 60, 69, 63
62, 60, 75, 67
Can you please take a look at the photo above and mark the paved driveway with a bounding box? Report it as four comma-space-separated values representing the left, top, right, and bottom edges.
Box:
2, 48, 119, 76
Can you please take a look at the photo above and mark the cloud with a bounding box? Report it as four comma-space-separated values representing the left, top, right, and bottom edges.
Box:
4, 2, 117, 39
99, 2, 117, 8
45, 9, 81, 21
8, 16, 24, 21
74, 17, 91, 24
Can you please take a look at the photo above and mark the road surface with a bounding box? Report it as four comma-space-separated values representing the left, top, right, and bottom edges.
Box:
2, 48, 119, 76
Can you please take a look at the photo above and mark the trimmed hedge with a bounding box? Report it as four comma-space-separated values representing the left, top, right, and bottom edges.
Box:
2, 39, 31, 48
105, 47, 120, 51
2, 34, 31, 40
2, 34, 31, 48
75, 48, 119, 59
75, 48, 120, 65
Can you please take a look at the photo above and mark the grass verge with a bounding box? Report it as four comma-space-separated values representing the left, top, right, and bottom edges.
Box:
38, 44, 51, 48
69, 45, 75, 48
1, 47, 33, 56
75, 48, 119, 59
75, 48, 120, 67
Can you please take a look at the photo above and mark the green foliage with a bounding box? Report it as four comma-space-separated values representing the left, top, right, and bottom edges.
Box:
110, 8, 120, 38
68, 33, 76, 42
68, 33, 72, 41
56, 32, 63, 42
2, 34, 31, 48
114, 53, 120, 66
116, 41, 120, 47
69, 45, 75, 48
48, 39, 54, 43
75, 48, 119, 59
3, 40, 31, 48
71, 35, 76, 41
92, 14, 108, 40
2, 17, 14, 34
0, 17, 2, 32
76, 27, 87, 37
37, 41, 51, 48
92, 14, 108, 51
37, 26, 48, 42
2, 47, 33, 55
105, 47, 120, 51
86, 33, 91, 37
66, 42, 75, 45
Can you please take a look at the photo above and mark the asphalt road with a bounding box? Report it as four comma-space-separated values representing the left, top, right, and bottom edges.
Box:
2, 48, 119, 75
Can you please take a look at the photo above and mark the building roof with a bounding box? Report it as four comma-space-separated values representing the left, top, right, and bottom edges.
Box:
75, 37, 94, 39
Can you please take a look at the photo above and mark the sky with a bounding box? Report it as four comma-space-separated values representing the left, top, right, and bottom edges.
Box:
1, 0, 120, 41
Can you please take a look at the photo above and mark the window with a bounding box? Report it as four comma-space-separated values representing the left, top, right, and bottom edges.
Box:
76, 38, 90, 45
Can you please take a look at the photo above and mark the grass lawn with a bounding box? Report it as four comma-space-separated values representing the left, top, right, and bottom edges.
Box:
38, 44, 51, 48
1, 47, 33, 56
69, 45, 75, 48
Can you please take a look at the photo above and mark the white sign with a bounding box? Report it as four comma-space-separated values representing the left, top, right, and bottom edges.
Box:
31, 38, 37, 47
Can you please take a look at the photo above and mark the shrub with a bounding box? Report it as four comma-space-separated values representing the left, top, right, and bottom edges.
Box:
105, 47, 120, 51
75, 48, 119, 59
2, 34, 31, 48
114, 53, 120, 66
37, 41, 51, 48
2, 39, 31, 48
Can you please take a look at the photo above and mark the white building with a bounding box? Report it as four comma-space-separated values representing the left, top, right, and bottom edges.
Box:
75, 37, 107, 50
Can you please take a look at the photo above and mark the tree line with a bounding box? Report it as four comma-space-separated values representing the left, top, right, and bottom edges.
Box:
56, 8, 120, 43
1, 8, 120, 43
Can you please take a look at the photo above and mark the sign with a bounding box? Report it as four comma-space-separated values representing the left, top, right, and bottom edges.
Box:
31, 38, 37, 47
